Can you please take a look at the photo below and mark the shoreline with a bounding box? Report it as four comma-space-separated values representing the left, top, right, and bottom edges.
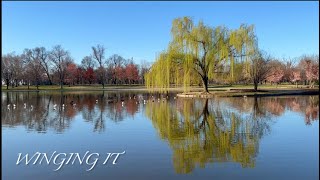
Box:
1, 85, 319, 98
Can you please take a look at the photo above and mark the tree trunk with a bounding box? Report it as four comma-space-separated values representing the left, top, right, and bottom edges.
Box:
254, 80, 258, 92
46, 73, 52, 85
6, 79, 9, 89
60, 81, 63, 89
201, 76, 209, 93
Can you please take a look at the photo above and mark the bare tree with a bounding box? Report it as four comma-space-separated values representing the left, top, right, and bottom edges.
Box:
81, 56, 96, 70
140, 60, 151, 84
2, 54, 14, 89
244, 51, 272, 91
36, 47, 53, 85
92, 44, 106, 88
22, 49, 45, 90
107, 54, 126, 84
49, 45, 73, 89
11, 54, 24, 87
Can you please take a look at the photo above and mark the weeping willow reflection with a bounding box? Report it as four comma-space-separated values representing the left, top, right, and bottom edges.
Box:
145, 96, 319, 174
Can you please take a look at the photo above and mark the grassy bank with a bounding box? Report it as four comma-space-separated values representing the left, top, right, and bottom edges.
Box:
1, 84, 319, 97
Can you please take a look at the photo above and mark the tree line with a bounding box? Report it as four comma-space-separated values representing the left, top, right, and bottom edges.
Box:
2, 45, 150, 90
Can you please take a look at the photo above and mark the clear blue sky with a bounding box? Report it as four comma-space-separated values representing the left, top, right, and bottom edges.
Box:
2, 1, 319, 64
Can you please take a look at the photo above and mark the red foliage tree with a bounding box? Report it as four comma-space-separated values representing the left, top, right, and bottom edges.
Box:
65, 63, 77, 85
84, 67, 96, 84
125, 63, 139, 85
114, 66, 125, 84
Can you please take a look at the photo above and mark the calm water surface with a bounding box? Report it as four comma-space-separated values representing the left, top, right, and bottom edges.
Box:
2, 91, 319, 180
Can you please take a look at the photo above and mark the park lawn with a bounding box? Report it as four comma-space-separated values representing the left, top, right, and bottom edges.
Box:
2, 84, 318, 94
1, 84, 146, 91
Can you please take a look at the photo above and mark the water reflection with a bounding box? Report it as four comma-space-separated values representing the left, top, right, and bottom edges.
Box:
145, 96, 319, 173
1, 91, 157, 133
1, 92, 319, 175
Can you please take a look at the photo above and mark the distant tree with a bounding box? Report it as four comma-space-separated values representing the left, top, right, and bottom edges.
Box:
92, 44, 106, 88
282, 59, 295, 83
107, 54, 127, 84
125, 62, 139, 85
1, 53, 15, 89
84, 67, 96, 84
139, 60, 151, 84
22, 49, 45, 90
36, 47, 53, 85
49, 45, 73, 89
266, 60, 285, 86
299, 55, 319, 88
81, 56, 96, 70
10, 54, 24, 87
75, 66, 85, 84
290, 69, 301, 87
65, 63, 78, 86
115, 66, 125, 84
244, 51, 272, 91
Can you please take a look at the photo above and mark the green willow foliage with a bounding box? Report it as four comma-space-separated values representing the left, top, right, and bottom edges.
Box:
145, 99, 270, 174
145, 17, 256, 92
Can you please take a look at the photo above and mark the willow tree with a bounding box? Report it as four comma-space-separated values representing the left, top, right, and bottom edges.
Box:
145, 17, 256, 93
145, 98, 271, 173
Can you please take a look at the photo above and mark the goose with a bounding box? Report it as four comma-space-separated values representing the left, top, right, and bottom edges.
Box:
24, 103, 27, 109
7, 104, 10, 110
121, 101, 125, 107
30, 105, 33, 111
243, 95, 247, 98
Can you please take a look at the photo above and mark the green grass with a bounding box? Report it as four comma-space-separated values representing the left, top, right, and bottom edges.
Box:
2, 84, 318, 93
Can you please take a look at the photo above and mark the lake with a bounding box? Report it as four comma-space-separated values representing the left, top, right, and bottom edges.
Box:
2, 91, 319, 180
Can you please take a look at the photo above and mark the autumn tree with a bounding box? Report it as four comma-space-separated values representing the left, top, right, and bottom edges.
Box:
65, 63, 78, 86
84, 67, 96, 84
107, 54, 127, 85
145, 17, 256, 93
125, 61, 139, 85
